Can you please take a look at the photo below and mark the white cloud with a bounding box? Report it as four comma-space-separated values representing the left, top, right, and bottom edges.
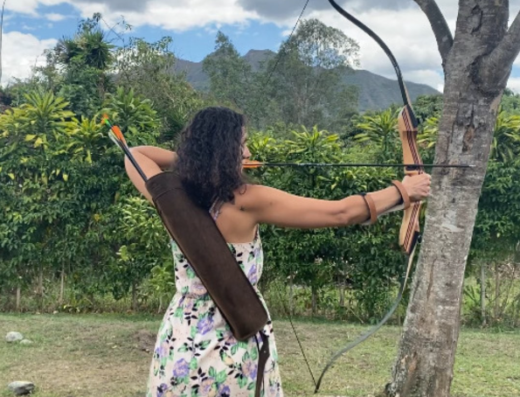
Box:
306, 6, 443, 85
45, 13, 67, 21
5, 0, 520, 91
68, 0, 259, 32
405, 69, 444, 93
2, 31, 57, 86
5, 0, 65, 16
507, 77, 520, 94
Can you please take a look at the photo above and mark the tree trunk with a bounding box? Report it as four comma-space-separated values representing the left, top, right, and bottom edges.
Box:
15, 287, 21, 311
386, 2, 520, 396
289, 281, 294, 315
339, 282, 345, 307
158, 296, 163, 314
494, 262, 500, 322
38, 264, 44, 309
311, 286, 317, 316
59, 264, 65, 306
131, 281, 137, 311
480, 262, 486, 326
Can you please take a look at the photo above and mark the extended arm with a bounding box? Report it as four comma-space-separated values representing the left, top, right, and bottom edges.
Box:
242, 175, 430, 229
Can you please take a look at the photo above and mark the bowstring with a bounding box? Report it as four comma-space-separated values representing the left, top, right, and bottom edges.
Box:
314, 252, 416, 392
272, 264, 317, 388
264, 0, 311, 85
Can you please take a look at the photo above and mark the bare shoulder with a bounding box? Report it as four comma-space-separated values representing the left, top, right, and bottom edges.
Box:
233, 184, 284, 210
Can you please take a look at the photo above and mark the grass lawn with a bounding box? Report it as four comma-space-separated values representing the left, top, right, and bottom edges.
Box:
1, 314, 519, 397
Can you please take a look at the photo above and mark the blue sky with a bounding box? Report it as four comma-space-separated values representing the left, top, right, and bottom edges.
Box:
5, 2, 285, 62
3, 0, 520, 93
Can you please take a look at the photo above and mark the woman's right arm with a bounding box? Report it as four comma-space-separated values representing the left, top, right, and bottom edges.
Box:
124, 146, 177, 202
243, 174, 431, 229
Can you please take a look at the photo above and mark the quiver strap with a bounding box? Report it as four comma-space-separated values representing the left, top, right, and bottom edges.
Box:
144, 171, 269, 342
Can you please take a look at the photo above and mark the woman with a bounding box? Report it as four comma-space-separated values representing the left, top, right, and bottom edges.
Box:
124, 107, 431, 397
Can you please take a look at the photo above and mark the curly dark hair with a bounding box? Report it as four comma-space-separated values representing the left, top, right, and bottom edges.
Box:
174, 106, 248, 210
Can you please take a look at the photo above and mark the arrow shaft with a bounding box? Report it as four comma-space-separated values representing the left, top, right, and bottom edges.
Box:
245, 162, 472, 168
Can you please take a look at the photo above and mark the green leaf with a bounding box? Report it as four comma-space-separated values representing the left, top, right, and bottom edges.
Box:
34, 137, 43, 148
238, 375, 248, 388
216, 370, 227, 383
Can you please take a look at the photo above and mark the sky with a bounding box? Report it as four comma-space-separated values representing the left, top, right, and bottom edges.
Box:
4, 0, 520, 93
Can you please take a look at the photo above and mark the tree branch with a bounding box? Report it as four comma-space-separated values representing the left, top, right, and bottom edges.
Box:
480, 10, 520, 91
414, 0, 453, 69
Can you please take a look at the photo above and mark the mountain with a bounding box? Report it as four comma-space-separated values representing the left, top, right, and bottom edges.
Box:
173, 50, 440, 112
341, 69, 439, 112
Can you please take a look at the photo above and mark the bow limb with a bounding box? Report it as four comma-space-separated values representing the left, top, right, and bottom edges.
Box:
398, 103, 423, 277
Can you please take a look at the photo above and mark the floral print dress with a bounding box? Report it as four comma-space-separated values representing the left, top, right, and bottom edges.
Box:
146, 207, 284, 397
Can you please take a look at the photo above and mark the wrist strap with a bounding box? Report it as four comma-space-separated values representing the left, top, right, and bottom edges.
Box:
360, 193, 377, 225
391, 180, 411, 210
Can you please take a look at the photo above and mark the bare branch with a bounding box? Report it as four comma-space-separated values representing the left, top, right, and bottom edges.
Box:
480, 10, 520, 90
414, 0, 453, 69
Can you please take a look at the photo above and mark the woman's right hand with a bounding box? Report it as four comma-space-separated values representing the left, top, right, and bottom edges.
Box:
401, 174, 431, 202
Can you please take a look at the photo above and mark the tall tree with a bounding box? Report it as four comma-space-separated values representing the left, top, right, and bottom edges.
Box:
202, 32, 254, 113
379, 1, 520, 396
52, 14, 114, 118
115, 36, 205, 143
266, 18, 360, 130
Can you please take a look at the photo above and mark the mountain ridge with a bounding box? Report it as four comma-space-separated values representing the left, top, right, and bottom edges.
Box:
173, 49, 440, 112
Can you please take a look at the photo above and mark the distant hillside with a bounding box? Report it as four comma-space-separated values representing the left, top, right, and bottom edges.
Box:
173, 50, 440, 112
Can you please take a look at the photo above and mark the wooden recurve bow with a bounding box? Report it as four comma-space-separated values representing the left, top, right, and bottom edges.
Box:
314, 1, 424, 392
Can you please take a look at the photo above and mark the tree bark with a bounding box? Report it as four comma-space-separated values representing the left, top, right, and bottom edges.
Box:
38, 264, 44, 309
59, 264, 65, 306
15, 286, 20, 311
311, 285, 317, 316
413, 0, 453, 68
289, 281, 294, 315
494, 263, 500, 321
132, 281, 137, 311
339, 282, 345, 307
386, 2, 520, 396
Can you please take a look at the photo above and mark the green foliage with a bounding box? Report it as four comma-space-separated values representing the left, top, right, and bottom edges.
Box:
248, 125, 405, 321
110, 197, 171, 304
490, 109, 520, 162
114, 36, 208, 143
0, 91, 77, 297
202, 32, 254, 112
500, 88, 520, 114
3, 12, 520, 330
413, 94, 444, 121
473, 160, 520, 253
102, 87, 160, 145
201, 20, 360, 131
354, 108, 400, 163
